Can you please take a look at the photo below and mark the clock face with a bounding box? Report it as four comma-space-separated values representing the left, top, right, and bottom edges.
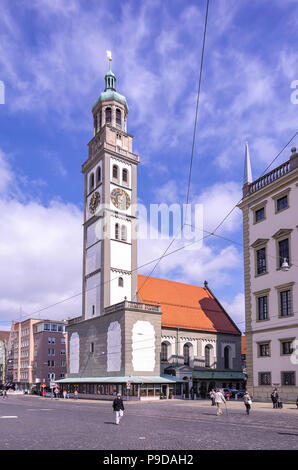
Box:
89, 191, 101, 214
110, 188, 131, 210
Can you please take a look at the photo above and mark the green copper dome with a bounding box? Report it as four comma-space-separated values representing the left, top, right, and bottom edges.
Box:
92, 63, 128, 111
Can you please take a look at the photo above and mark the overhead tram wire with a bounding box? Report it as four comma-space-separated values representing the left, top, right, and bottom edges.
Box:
135, 0, 210, 300
5, 126, 298, 327
4, 53, 297, 325
8, 232, 208, 324
184, 222, 298, 270
5, 129, 298, 326
210, 130, 298, 237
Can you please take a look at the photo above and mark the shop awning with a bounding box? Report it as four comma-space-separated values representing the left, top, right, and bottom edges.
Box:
55, 375, 187, 384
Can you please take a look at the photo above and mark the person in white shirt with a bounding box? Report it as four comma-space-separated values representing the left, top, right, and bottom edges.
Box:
215, 389, 226, 416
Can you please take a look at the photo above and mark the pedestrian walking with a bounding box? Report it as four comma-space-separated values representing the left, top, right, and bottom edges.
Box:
74, 390, 79, 400
67, 391, 70, 399
112, 393, 125, 425
243, 391, 252, 415
215, 389, 226, 416
63, 390, 67, 399
271, 388, 278, 409
2, 389, 7, 399
210, 389, 216, 406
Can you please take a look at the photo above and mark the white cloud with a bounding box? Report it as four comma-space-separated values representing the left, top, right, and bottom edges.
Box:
0, 150, 83, 326
0, 149, 13, 195
221, 293, 245, 333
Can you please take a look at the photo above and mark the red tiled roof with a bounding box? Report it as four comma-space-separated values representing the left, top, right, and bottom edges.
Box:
137, 275, 240, 335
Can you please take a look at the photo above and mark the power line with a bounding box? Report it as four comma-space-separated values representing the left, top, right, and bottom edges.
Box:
5, 232, 208, 324
184, 223, 298, 271
136, 0, 210, 300
209, 130, 298, 236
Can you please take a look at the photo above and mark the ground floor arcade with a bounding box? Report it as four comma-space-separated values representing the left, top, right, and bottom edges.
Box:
56, 375, 186, 400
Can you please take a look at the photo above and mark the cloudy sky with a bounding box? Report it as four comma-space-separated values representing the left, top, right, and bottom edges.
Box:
0, 0, 297, 331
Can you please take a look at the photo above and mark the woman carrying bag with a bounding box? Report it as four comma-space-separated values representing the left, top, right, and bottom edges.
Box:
243, 391, 252, 415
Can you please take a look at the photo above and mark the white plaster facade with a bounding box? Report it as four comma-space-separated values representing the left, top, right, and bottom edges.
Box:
239, 148, 298, 401
107, 321, 121, 372
132, 321, 156, 372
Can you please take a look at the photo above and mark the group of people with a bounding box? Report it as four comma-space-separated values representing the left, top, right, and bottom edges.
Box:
209, 388, 252, 415
62, 390, 79, 399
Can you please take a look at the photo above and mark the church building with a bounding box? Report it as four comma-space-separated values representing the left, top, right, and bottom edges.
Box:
57, 56, 243, 400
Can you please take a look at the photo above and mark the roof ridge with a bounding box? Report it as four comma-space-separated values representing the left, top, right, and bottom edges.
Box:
141, 298, 224, 313
138, 274, 205, 290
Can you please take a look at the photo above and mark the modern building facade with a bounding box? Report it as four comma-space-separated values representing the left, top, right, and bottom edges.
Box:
8, 319, 67, 391
32, 320, 68, 391
238, 144, 298, 402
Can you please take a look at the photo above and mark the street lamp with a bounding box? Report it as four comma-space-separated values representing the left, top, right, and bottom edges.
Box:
281, 258, 290, 272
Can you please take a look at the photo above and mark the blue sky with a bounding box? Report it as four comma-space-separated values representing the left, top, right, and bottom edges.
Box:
0, 0, 298, 330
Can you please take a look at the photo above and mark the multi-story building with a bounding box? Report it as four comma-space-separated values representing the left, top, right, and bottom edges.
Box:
9, 319, 67, 391
10, 319, 39, 389
32, 320, 68, 391
57, 56, 243, 400
238, 143, 298, 401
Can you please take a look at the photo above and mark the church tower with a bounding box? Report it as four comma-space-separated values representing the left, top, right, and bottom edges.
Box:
65, 54, 162, 381
81, 53, 139, 320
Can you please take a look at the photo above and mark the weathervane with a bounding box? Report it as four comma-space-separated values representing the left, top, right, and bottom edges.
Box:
106, 50, 112, 69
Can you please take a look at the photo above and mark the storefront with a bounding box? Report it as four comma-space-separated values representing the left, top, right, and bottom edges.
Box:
192, 370, 245, 397
56, 376, 186, 400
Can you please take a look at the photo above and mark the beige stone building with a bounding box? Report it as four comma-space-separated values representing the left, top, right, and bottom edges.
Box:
57, 57, 243, 400
238, 144, 298, 402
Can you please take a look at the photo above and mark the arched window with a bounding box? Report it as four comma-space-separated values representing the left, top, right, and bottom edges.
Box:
94, 115, 98, 134
118, 277, 123, 287
112, 165, 119, 180
224, 346, 230, 369
183, 344, 190, 366
89, 173, 94, 192
205, 345, 212, 368
96, 166, 101, 185
115, 223, 119, 240
161, 342, 168, 362
122, 168, 128, 184
116, 108, 121, 126
121, 225, 127, 242
105, 107, 111, 124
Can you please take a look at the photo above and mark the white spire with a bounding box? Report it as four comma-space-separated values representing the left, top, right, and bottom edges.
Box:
243, 141, 252, 184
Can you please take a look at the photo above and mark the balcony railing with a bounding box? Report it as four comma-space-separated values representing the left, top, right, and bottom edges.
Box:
67, 316, 83, 326
245, 160, 291, 196
105, 300, 161, 315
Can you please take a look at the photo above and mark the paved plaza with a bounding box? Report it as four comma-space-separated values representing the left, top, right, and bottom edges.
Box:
0, 394, 297, 451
